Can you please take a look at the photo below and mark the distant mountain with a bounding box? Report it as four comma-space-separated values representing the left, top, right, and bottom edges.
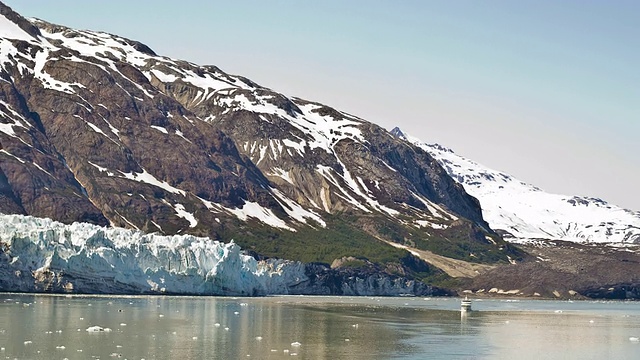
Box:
391, 127, 640, 244
0, 0, 517, 285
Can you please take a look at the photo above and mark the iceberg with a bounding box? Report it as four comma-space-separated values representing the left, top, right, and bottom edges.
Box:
0, 214, 307, 295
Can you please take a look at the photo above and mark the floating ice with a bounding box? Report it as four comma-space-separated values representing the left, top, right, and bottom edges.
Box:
86, 326, 112, 332
630, 337, 640, 342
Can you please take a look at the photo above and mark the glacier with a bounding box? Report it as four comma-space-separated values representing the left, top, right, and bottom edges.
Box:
0, 213, 307, 296
0, 214, 441, 296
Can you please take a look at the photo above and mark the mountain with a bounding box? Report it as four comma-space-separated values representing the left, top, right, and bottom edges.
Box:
391, 127, 640, 244
0, 0, 519, 291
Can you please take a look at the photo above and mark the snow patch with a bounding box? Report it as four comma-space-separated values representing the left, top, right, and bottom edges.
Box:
120, 169, 185, 196
226, 201, 294, 231
150, 125, 169, 134
173, 203, 197, 228
270, 188, 326, 227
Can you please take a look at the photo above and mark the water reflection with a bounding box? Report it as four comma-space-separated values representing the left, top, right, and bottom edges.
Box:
0, 295, 412, 359
0, 295, 639, 359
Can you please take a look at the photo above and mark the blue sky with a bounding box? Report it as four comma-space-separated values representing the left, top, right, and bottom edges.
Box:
7, 1, 640, 210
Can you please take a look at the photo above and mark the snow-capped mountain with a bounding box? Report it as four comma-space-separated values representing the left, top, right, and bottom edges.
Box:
0, 1, 516, 271
391, 128, 640, 244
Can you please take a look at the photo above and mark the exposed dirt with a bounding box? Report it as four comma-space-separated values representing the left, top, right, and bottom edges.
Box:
383, 240, 496, 278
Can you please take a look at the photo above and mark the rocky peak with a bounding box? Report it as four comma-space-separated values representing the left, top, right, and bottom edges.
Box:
389, 126, 406, 139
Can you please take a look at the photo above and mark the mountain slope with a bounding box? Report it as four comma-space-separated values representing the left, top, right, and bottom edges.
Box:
0, 2, 517, 271
391, 127, 640, 244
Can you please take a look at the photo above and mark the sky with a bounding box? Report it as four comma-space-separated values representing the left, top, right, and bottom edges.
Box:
7, 1, 640, 210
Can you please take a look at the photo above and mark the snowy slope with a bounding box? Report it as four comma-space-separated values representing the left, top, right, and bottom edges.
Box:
0, 214, 306, 295
392, 128, 640, 244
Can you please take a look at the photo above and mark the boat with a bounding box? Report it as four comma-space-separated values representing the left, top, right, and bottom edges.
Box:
461, 296, 472, 312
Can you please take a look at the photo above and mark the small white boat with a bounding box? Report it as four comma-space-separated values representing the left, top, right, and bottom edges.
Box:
461, 296, 472, 312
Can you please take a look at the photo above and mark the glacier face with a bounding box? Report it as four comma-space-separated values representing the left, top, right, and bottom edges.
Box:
0, 213, 442, 296
0, 213, 307, 295
392, 128, 640, 244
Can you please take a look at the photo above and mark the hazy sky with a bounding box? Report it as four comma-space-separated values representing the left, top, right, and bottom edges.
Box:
7, 1, 640, 210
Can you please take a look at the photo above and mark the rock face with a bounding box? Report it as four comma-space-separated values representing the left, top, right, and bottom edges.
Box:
0, 1, 516, 283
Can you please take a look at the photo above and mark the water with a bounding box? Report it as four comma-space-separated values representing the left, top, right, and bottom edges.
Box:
0, 294, 639, 359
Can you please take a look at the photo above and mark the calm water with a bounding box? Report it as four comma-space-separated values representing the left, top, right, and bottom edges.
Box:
0, 294, 639, 359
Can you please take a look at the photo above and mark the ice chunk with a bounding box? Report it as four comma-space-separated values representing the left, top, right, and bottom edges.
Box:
86, 326, 112, 332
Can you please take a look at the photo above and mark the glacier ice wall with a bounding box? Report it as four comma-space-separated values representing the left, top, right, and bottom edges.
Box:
0, 214, 307, 295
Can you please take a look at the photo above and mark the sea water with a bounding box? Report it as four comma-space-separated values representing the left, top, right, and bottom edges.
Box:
0, 294, 639, 359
